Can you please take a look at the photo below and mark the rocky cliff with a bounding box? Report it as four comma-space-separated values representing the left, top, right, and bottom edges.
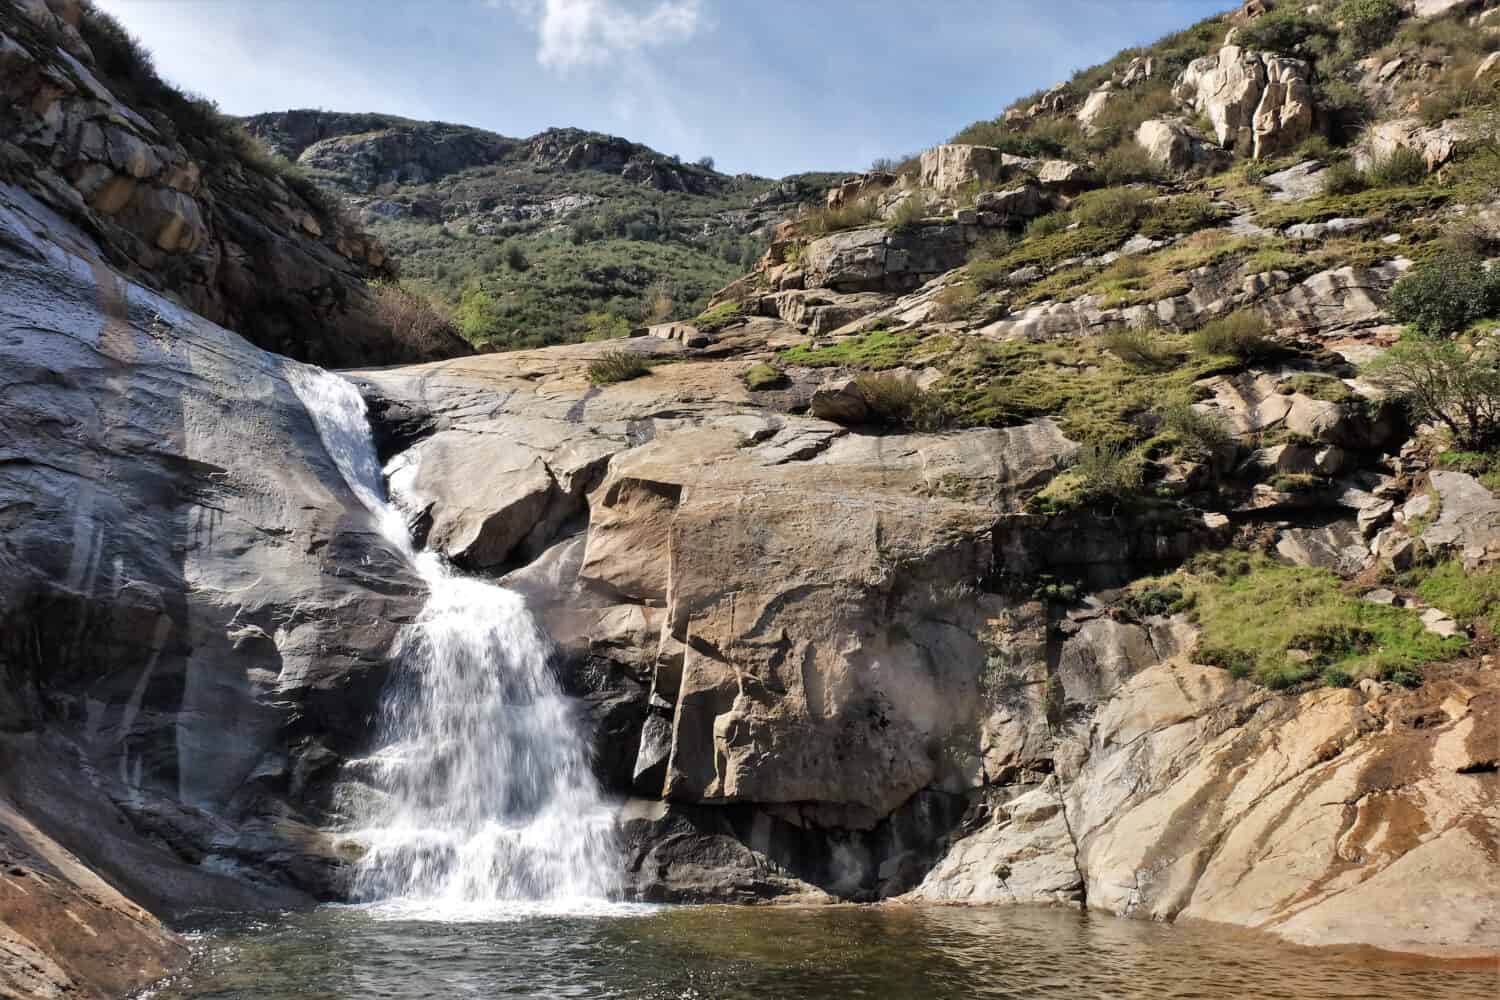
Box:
3, 0, 1500, 997
0, 0, 465, 366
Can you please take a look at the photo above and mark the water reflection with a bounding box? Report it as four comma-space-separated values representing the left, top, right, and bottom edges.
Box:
142, 904, 1494, 1000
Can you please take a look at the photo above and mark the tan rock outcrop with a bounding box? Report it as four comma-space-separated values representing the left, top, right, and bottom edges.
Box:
918, 144, 1021, 194
913, 658, 1500, 959
1173, 45, 1315, 158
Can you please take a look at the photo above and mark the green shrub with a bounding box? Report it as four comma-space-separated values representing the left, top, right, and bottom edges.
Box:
1071, 443, 1146, 504
1236, 10, 1332, 55
1190, 310, 1278, 360
1386, 252, 1500, 335
1333, 0, 1402, 53
1321, 159, 1367, 195
1097, 143, 1165, 185
744, 362, 787, 390
1025, 212, 1070, 239
853, 374, 948, 431
1101, 325, 1177, 372
1158, 401, 1233, 459
1070, 186, 1151, 230
588, 350, 653, 385
506, 244, 531, 271
1365, 334, 1500, 448
1028, 443, 1145, 514
1364, 146, 1427, 187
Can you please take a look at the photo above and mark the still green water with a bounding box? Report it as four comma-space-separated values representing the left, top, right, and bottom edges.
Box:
141, 904, 1494, 1000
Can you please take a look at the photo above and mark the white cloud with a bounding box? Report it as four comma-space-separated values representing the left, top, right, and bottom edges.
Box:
509, 0, 703, 72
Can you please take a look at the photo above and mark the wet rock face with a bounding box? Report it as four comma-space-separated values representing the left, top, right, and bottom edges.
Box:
0, 4, 465, 367
0, 184, 424, 929
356, 346, 1082, 831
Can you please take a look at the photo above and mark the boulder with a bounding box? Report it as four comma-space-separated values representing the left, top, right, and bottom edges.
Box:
1358, 117, 1467, 173
802, 224, 971, 293
1261, 159, 1328, 201
1276, 521, 1371, 575
826, 171, 896, 209
1173, 45, 1315, 158
1421, 471, 1500, 568
1035, 160, 1100, 193
1476, 51, 1500, 86
1120, 55, 1156, 88
973, 184, 1049, 221
1284, 217, 1373, 240
1077, 84, 1117, 131
1135, 118, 1230, 173
809, 376, 870, 424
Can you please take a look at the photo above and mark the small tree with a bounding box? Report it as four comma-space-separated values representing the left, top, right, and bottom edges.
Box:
370, 281, 456, 354
644, 279, 675, 323
456, 282, 502, 342
695, 155, 715, 170
1365, 336, 1500, 448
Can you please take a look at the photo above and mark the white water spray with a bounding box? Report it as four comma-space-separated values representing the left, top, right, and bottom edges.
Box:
287, 365, 618, 913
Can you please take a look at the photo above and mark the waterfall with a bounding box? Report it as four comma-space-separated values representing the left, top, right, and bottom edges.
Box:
287, 364, 619, 914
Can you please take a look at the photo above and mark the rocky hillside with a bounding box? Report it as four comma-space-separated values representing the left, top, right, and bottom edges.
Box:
241, 110, 845, 349
0, 0, 465, 366
349, 0, 1500, 945
2, 0, 1499, 997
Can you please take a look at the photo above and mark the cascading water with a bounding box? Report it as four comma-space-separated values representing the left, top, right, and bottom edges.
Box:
287, 364, 619, 914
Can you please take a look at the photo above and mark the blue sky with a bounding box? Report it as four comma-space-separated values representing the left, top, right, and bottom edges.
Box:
98, 0, 1228, 178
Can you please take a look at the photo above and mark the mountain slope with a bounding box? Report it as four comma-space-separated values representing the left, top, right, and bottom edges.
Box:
243, 110, 846, 348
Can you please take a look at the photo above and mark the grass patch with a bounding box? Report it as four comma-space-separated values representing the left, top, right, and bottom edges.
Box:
802, 198, 881, 236
744, 362, 787, 390
938, 333, 1228, 447
779, 330, 923, 370
588, 350, 653, 385
1256, 185, 1451, 229
694, 301, 743, 334
1280, 373, 1354, 403
1141, 551, 1465, 688
1405, 560, 1500, 633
